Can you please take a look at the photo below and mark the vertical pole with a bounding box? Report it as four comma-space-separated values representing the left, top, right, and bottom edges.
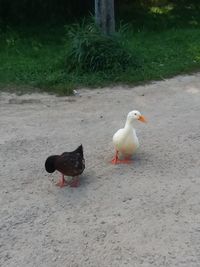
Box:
95, 0, 115, 35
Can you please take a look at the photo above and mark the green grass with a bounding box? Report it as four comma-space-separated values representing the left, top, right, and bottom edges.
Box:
0, 26, 200, 95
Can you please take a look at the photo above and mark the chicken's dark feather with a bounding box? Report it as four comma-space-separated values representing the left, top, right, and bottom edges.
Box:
45, 145, 85, 177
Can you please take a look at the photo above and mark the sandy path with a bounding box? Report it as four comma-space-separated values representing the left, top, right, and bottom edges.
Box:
0, 73, 200, 267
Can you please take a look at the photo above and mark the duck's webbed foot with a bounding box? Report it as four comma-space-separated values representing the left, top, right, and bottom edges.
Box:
111, 150, 132, 164
118, 157, 132, 164
111, 150, 119, 164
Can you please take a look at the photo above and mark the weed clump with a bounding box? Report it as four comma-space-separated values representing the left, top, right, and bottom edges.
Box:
65, 21, 141, 73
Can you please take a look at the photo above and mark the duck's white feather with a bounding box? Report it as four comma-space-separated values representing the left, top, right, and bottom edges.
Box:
112, 110, 146, 161
113, 124, 139, 157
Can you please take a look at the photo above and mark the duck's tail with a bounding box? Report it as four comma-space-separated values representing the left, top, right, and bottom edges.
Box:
45, 155, 58, 173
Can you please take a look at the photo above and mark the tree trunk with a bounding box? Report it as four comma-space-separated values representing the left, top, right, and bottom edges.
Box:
95, 0, 115, 35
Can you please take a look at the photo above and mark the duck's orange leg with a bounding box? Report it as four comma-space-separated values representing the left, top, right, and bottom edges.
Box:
117, 156, 132, 164
56, 174, 68, 187
111, 150, 132, 164
111, 150, 119, 164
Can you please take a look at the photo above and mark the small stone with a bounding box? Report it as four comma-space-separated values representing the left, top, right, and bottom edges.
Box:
83, 231, 88, 237
73, 90, 80, 96
53, 256, 58, 262
85, 257, 89, 262
123, 197, 132, 202
101, 231, 107, 238
116, 255, 122, 260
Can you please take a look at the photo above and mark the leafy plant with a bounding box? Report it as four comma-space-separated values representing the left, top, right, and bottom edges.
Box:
65, 21, 141, 73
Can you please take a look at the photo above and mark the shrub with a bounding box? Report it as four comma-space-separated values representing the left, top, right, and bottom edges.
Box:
65, 21, 141, 73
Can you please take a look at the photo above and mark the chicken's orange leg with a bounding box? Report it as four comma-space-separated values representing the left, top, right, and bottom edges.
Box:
70, 176, 80, 187
56, 174, 68, 187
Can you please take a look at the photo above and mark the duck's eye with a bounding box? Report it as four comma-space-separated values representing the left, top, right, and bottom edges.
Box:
134, 113, 137, 115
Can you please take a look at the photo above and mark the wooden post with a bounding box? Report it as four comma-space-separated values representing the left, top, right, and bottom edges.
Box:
95, 0, 115, 35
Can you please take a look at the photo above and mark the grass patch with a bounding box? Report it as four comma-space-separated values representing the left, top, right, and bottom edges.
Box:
0, 25, 200, 95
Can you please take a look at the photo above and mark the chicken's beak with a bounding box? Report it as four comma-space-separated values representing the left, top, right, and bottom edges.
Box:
138, 115, 147, 123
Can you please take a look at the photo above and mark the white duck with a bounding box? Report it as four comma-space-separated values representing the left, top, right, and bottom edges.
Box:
112, 110, 147, 164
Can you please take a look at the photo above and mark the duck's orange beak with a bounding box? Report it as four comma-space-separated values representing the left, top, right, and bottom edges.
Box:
138, 115, 147, 123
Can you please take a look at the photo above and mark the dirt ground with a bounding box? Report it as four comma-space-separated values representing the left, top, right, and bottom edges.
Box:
0, 73, 200, 267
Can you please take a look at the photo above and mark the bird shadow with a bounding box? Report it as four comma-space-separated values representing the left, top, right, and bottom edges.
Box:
131, 150, 154, 166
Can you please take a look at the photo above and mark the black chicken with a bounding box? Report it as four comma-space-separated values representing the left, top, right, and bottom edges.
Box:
45, 145, 85, 187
